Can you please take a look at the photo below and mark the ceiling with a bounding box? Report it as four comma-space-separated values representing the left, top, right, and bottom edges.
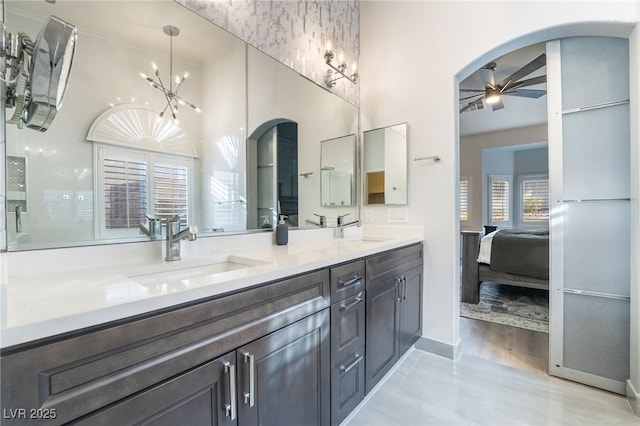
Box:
6, 0, 238, 64
459, 43, 548, 137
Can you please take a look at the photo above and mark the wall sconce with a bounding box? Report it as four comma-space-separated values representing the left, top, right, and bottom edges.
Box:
324, 41, 358, 87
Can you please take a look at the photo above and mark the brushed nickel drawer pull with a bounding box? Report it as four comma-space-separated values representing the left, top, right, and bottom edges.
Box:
339, 296, 363, 311
339, 274, 362, 288
340, 353, 363, 374
223, 361, 237, 420
242, 351, 255, 407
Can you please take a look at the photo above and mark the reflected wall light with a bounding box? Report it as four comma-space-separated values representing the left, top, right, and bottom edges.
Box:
139, 25, 200, 122
323, 40, 358, 87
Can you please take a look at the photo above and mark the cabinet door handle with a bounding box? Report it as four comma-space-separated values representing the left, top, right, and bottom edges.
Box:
339, 274, 362, 288
339, 353, 363, 374
242, 351, 255, 407
396, 277, 402, 302
339, 296, 363, 311
403, 276, 408, 301
223, 361, 237, 420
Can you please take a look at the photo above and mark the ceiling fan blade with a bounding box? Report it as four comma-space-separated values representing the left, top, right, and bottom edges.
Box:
504, 89, 547, 99
497, 53, 546, 92
478, 66, 496, 89
460, 92, 485, 101
491, 98, 505, 111
511, 75, 546, 88
459, 88, 486, 93
460, 98, 484, 113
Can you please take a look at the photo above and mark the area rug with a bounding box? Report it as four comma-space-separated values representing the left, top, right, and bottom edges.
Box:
460, 282, 549, 333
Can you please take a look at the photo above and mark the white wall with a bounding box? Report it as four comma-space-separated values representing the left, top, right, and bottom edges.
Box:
359, 0, 639, 379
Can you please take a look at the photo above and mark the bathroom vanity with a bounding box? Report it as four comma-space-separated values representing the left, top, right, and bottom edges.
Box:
0, 234, 423, 426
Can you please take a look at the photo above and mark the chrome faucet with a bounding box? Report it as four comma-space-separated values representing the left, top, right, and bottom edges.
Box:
139, 215, 162, 240
336, 213, 360, 238
165, 215, 198, 261
305, 213, 327, 228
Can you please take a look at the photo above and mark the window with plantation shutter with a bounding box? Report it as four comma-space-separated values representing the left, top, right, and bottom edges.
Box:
489, 174, 511, 226
102, 155, 148, 233
153, 162, 189, 228
97, 145, 192, 239
460, 176, 470, 223
520, 174, 549, 224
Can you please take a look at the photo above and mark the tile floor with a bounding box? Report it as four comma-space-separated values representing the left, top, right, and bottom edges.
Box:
343, 349, 639, 426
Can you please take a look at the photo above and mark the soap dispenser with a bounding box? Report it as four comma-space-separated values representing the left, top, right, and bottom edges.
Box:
276, 215, 288, 245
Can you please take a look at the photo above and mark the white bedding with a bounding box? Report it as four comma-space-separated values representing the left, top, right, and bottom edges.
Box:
476, 230, 498, 265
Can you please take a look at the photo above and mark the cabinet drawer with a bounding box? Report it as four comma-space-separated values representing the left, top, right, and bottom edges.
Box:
366, 243, 422, 288
0, 269, 330, 425
330, 260, 365, 301
330, 291, 365, 354
331, 347, 365, 425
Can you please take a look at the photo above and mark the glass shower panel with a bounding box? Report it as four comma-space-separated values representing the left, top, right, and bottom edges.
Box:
562, 103, 630, 201
563, 293, 630, 382
560, 37, 629, 110
563, 200, 630, 296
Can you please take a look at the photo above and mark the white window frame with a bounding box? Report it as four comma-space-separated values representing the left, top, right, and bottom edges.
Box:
460, 175, 471, 225
95, 144, 194, 240
488, 174, 512, 227
518, 173, 549, 226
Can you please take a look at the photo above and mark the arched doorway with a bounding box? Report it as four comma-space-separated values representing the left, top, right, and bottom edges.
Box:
455, 24, 635, 394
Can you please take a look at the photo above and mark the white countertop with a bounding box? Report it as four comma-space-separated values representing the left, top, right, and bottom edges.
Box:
0, 227, 423, 349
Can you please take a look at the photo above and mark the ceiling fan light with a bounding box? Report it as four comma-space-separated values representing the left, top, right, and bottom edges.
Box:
485, 91, 501, 104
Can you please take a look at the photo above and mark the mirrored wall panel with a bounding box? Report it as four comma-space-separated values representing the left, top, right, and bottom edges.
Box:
3, 0, 359, 250
363, 123, 407, 205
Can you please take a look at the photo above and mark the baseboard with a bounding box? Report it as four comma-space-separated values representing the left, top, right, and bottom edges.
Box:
628, 379, 640, 417
415, 336, 461, 360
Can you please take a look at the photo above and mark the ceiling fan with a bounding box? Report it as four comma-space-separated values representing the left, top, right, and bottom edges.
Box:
459, 53, 547, 113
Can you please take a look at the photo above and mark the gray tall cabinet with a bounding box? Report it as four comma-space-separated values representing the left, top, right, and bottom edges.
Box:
547, 36, 631, 394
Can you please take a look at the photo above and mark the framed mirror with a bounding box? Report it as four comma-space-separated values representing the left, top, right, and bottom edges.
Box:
363, 122, 407, 205
320, 134, 356, 207
3, 0, 359, 251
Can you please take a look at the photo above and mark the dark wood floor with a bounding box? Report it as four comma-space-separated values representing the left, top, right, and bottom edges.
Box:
460, 316, 549, 375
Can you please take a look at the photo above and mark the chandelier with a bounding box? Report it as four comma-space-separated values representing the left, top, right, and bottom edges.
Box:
139, 25, 200, 121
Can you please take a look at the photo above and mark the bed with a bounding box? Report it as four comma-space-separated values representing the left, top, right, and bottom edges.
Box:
461, 228, 549, 304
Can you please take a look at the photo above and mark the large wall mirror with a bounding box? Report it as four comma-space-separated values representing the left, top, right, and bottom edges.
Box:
363, 123, 407, 205
3, 0, 359, 250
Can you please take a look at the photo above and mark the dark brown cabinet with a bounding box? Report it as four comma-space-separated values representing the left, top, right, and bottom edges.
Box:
236, 309, 330, 426
1, 269, 330, 426
74, 353, 237, 426
76, 310, 330, 426
329, 260, 366, 425
365, 244, 423, 393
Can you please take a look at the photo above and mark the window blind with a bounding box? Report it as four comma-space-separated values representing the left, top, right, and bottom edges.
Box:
103, 158, 148, 229
460, 177, 469, 222
522, 177, 549, 222
490, 176, 510, 224
153, 162, 189, 227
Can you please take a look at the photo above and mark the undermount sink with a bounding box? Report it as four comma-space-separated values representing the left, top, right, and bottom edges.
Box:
342, 236, 388, 244
125, 255, 268, 286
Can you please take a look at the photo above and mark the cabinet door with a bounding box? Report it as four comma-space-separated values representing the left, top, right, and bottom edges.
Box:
365, 277, 400, 393
74, 353, 237, 426
237, 309, 330, 426
399, 265, 423, 355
